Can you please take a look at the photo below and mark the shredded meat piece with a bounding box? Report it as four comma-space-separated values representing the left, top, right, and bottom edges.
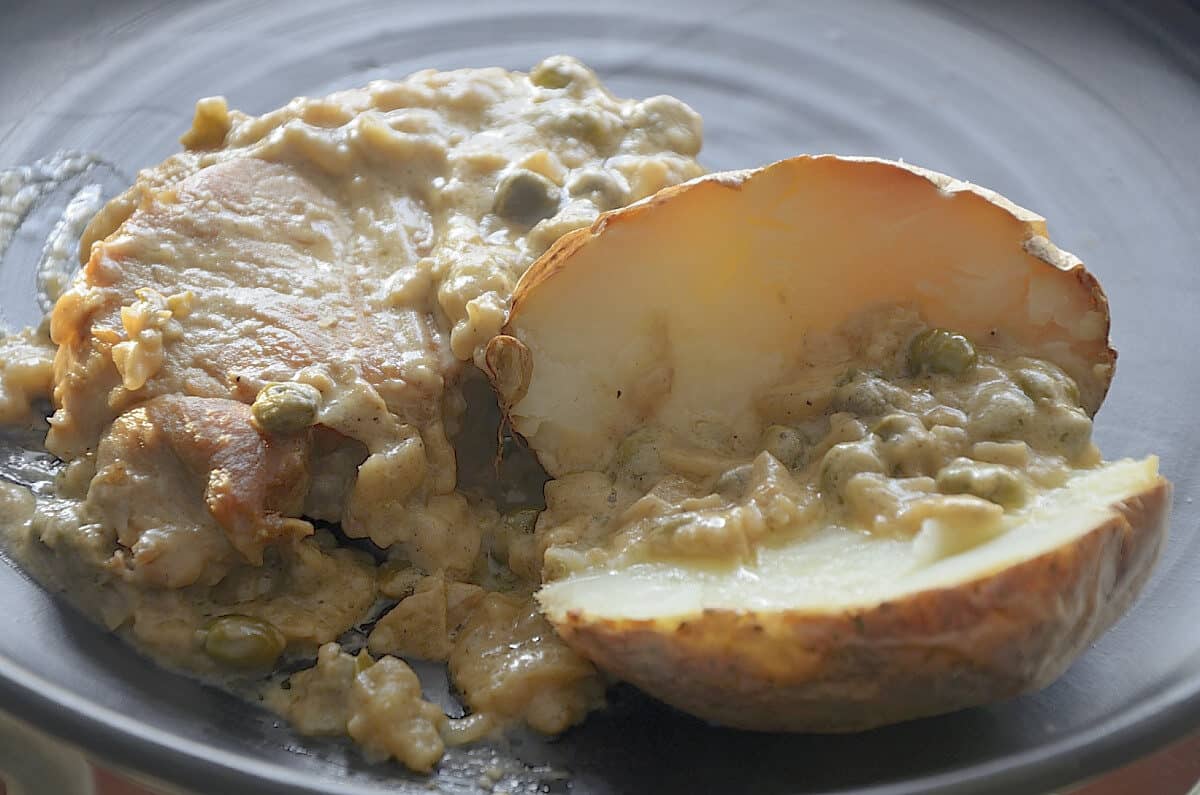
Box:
87, 394, 312, 587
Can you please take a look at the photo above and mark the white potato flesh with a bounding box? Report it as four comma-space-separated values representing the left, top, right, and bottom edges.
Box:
499, 156, 1113, 477
539, 457, 1160, 620
497, 156, 1168, 732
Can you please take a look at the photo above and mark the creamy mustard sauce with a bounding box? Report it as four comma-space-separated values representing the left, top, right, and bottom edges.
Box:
0, 329, 54, 424
0, 57, 703, 771
0, 58, 1100, 775
531, 306, 1100, 578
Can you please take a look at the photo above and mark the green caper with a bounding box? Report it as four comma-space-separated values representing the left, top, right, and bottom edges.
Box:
493, 169, 561, 225
251, 382, 322, 434
201, 614, 286, 669
936, 459, 1027, 508
502, 507, 541, 535
761, 425, 806, 468
908, 328, 978, 376
530, 61, 573, 89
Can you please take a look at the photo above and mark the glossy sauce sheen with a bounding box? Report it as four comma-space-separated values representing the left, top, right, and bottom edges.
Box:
0, 4, 1197, 795
0, 57, 703, 772
533, 306, 1101, 578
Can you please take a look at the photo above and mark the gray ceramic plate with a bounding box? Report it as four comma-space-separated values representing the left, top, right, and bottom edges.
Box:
1, 1, 1198, 793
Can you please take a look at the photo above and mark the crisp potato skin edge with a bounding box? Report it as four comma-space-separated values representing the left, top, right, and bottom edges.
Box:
550, 478, 1171, 732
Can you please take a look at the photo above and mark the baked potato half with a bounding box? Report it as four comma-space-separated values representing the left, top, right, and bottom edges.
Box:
487, 155, 1170, 731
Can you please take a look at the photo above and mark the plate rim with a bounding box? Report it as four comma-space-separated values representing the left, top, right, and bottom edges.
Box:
1, 602, 1198, 795
2, 0, 1199, 792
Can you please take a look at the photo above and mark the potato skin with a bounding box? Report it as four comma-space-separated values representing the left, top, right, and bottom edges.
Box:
514, 154, 1160, 730
547, 478, 1170, 732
